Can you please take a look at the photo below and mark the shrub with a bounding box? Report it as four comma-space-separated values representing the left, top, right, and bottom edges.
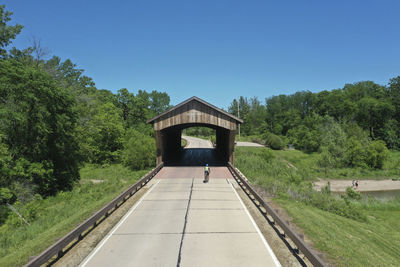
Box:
365, 140, 389, 169
344, 137, 367, 168
345, 186, 362, 200
122, 129, 156, 170
263, 133, 284, 150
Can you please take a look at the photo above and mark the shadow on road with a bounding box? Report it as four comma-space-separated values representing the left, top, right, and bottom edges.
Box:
164, 148, 226, 166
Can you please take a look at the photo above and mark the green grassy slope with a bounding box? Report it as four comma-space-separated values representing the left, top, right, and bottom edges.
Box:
235, 147, 400, 266
0, 164, 149, 267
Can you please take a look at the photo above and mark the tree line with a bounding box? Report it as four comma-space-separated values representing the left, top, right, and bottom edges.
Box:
229, 78, 400, 169
0, 5, 169, 216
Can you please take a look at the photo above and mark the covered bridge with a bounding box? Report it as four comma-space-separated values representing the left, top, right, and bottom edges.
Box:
147, 96, 243, 165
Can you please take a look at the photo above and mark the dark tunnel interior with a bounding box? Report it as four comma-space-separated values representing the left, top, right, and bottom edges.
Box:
161, 124, 232, 166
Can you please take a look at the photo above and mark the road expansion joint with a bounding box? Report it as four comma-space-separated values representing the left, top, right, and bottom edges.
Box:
176, 177, 194, 267
112, 232, 184, 235
189, 208, 243, 210
185, 231, 257, 234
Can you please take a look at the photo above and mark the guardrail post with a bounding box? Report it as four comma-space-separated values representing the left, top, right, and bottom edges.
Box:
24, 163, 164, 267
227, 162, 327, 267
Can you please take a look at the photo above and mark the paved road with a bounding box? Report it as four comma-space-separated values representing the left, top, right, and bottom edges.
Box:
236, 141, 264, 147
182, 135, 213, 148
80, 167, 280, 267
182, 135, 264, 148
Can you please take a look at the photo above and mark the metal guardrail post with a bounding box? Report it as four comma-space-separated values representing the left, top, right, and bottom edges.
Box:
227, 162, 327, 267
25, 163, 163, 267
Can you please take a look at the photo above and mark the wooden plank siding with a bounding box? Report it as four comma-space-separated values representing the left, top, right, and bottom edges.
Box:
152, 99, 238, 131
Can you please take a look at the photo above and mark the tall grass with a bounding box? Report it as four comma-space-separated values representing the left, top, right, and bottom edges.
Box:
235, 147, 400, 266
280, 200, 400, 267
273, 149, 400, 180
0, 164, 149, 267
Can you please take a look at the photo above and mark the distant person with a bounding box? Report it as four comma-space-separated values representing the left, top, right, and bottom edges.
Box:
352, 180, 355, 188
204, 164, 210, 183
355, 180, 359, 190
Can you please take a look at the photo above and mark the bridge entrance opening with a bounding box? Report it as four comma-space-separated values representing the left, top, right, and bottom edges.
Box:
147, 97, 242, 166
161, 125, 228, 166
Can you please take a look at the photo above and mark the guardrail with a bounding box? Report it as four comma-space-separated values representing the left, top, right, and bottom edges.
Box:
227, 162, 327, 267
25, 163, 164, 267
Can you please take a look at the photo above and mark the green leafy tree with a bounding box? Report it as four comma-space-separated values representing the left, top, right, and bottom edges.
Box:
356, 96, 394, 139
149, 90, 171, 115
382, 119, 400, 149
365, 140, 389, 169
0, 59, 80, 196
0, 5, 23, 57
86, 102, 124, 163
344, 137, 366, 168
122, 129, 156, 170
318, 117, 348, 166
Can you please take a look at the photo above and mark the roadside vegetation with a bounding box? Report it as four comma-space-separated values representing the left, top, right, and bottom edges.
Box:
0, 6, 160, 266
235, 146, 400, 266
0, 164, 149, 267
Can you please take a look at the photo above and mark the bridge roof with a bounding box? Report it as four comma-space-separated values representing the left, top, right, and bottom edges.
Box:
147, 96, 243, 124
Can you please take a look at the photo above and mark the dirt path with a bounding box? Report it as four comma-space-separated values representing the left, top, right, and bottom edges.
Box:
314, 179, 400, 192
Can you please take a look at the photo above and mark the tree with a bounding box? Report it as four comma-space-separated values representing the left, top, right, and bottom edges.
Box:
84, 102, 124, 163
149, 90, 170, 115
122, 129, 155, 170
388, 76, 400, 124
0, 5, 23, 57
365, 140, 389, 169
0, 59, 80, 196
356, 96, 394, 139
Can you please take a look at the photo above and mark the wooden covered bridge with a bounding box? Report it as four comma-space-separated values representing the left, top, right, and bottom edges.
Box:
147, 96, 243, 165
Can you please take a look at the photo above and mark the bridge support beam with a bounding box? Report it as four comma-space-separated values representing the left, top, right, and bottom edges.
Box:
155, 130, 163, 165
228, 130, 236, 165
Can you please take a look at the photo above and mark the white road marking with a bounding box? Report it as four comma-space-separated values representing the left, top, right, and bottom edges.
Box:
80, 180, 161, 267
228, 180, 282, 267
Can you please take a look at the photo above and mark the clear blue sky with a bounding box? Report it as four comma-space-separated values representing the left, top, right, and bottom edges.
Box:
4, 0, 400, 109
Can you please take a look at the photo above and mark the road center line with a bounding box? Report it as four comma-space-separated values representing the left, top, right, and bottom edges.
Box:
176, 177, 194, 267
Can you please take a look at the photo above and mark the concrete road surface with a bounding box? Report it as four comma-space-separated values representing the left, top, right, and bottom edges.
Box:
236, 141, 264, 147
80, 167, 280, 267
183, 135, 264, 148
182, 135, 213, 148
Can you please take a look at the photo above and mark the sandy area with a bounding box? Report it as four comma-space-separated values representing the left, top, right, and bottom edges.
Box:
314, 179, 400, 192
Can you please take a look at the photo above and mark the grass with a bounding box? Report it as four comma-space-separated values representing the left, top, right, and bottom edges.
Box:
181, 138, 187, 147
272, 149, 400, 180
235, 146, 400, 266
278, 199, 400, 267
0, 164, 149, 267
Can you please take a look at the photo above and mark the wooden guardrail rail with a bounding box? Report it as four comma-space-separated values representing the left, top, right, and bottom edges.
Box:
227, 162, 327, 267
25, 163, 164, 267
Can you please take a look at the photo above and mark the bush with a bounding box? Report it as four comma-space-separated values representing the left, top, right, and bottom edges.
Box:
263, 133, 284, 150
122, 129, 156, 170
345, 187, 362, 200
344, 137, 367, 168
365, 140, 389, 169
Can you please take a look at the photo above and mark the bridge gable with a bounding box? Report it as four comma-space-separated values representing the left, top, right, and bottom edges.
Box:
147, 96, 242, 131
